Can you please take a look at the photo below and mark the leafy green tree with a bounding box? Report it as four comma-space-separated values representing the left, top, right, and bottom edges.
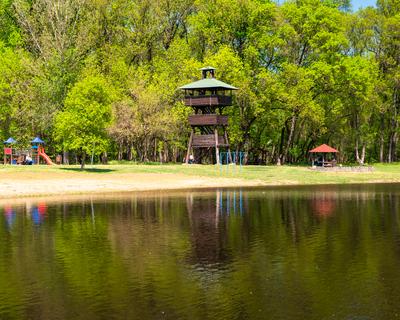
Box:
0, 42, 37, 143
54, 75, 115, 168
333, 56, 380, 164
0, 0, 22, 46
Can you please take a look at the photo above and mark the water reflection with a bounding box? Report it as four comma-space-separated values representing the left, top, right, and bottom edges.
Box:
31, 202, 48, 225
310, 192, 338, 218
2, 202, 49, 228
3, 205, 16, 228
186, 190, 245, 266
2, 185, 400, 319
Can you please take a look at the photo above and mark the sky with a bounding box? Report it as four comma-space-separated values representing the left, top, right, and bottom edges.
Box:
277, 0, 377, 10
352, 0, 376, 10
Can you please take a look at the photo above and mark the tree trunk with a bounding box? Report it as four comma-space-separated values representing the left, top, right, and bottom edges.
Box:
388, 132, 398, 163
392, 132, 398, 162
154, 138, 158, 162
172, 146, 178, 163
380, 115, 385, 163
63, 151, 69, 165
355, 139, 366, 165
268, 145, 276, 165
118, 144, 123, 161
355, 139, 360, 163
101, 152, 108, 164
278, 127, 285, 165
159, 148, 163, 163
80, 151, 86, 170
127, 144, 133, 161
282, 114, 297, 165
389, 90, 399, 163
361, 144, 366, 165
143, 137, 148, 162
164, 144, 168, 163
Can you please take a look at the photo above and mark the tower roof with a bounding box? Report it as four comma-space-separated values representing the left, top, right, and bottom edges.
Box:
200, 66, 216, 71
180, 66, 238, 91
180, 78, 238, 90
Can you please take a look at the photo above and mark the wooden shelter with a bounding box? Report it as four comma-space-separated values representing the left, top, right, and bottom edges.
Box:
180, 67, 238, 164
309, 144, 338, 167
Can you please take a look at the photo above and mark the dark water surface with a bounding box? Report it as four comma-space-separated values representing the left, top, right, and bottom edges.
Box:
2, 184, 400, 319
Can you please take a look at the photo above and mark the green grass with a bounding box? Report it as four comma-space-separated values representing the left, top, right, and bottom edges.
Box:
2, 162, 400, 186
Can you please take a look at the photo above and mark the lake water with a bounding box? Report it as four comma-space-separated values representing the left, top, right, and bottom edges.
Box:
1, 184, 400, 319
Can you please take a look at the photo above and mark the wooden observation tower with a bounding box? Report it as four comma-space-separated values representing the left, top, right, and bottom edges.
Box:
180, 67, 238, 164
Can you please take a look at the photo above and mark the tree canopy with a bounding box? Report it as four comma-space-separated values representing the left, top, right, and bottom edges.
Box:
0, 0, 398, 164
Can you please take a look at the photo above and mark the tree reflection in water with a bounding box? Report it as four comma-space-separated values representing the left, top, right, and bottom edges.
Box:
1, 185, 400, 320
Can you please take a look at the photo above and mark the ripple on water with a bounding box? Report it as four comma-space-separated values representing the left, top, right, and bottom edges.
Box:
2, 186, 400, 319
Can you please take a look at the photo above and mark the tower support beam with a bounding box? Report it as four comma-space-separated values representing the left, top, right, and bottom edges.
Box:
186, 129, 194, 164
214, 128, 220, 164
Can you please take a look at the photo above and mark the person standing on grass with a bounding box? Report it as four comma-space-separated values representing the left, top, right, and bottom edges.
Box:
189, 154, 195, 164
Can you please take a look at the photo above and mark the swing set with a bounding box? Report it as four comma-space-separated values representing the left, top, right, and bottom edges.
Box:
218, 151, 246, 174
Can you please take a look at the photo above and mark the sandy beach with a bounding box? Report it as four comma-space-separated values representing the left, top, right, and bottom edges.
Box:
0, 168, 263, 199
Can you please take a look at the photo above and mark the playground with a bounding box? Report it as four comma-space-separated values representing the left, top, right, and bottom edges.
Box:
3, 137, 58, 166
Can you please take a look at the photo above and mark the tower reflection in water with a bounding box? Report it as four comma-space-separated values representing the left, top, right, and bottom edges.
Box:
186, 190, 245, 266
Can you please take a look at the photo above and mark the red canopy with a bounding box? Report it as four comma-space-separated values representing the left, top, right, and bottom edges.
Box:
309, 144, 338, 153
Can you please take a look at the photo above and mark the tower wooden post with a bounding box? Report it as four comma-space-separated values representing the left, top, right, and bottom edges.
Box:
224, 128, 233, 164
214, 128, 220, 164
186, 129, 194, 164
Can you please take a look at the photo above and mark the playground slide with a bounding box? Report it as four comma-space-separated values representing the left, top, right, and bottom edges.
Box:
38, 151, 55, 165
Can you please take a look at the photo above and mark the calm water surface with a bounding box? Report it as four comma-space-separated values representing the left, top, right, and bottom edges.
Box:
1, 184, 400, 320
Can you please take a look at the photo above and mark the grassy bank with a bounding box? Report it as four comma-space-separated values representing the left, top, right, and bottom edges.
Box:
1, 163, 400, 185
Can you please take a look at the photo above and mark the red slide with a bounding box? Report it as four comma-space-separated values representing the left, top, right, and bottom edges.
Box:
38, 150, 55, 165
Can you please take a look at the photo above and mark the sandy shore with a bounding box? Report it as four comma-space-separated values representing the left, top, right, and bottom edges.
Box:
0, 171, 264, 199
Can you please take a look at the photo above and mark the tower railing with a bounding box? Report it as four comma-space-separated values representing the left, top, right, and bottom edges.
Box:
184, 95, 232, 107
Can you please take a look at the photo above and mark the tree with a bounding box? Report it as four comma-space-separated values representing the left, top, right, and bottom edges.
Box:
54, 75, 115, 168
0, 41, 37, 143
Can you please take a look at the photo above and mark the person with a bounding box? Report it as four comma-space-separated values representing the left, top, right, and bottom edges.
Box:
25, 154, 33, 165
189, 154, 195, 164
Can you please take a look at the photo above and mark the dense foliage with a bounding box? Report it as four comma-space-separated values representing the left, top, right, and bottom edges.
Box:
0, 0, 399, 164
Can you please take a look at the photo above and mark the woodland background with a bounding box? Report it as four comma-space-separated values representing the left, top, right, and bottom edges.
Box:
0, 0, 399, 164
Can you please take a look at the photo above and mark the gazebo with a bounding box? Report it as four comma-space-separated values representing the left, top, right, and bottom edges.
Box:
309, 144, 338, 167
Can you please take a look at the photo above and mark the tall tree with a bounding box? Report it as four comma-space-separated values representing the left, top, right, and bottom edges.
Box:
54, 75, 115, 168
